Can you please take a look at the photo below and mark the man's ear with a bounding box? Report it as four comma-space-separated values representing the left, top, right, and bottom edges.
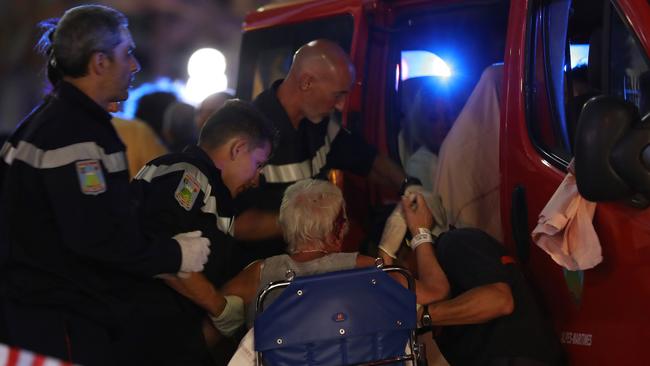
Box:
299, 73, 314, 91
88, 52, 109, 76
229, 137, 249, 161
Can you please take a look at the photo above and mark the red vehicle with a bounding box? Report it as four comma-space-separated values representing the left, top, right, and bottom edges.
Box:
235, 0, 650, 364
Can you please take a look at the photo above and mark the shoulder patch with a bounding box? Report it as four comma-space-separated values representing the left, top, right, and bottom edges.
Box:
76, 160, 106, 195
174, 171, 201, 211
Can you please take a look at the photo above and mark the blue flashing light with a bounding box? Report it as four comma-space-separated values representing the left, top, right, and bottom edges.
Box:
115, 77, 184, 119
401, 50, 452, 80
569, 44, 589, 69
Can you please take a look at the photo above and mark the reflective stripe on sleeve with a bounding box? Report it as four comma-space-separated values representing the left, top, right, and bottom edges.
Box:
262, 119, 342, 183
202, 195, 235, 235
1, 142, 15, 165
2, 141, 126, 173
134, 162, 234, 235
135, 162, 211, 194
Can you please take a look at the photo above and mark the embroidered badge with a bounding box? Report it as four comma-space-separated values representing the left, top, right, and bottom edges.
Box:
76, 160, 106, 195
174, 172, 200, 211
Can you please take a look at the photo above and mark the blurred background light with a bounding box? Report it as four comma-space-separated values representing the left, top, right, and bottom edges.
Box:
187, 48, 226, 77
183, 47, 229, 105
182, 74, 228, 105
117, 77, 184, 119
569, 44, 589, 69
401, 50, 452, 80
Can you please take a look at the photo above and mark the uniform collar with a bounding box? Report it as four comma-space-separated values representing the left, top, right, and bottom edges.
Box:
256, 79, 294, 129
261, 79, 329, 129
54, 81, 112, 124
182, 145, 232, 200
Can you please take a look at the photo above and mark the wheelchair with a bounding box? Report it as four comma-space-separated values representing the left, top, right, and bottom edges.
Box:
253, 259, 426, 366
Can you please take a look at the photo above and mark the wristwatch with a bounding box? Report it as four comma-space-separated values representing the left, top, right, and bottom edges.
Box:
416, 304, 433, 335
421, 304, 432, 327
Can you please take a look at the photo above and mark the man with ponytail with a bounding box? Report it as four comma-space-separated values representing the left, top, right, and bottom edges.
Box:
0, 6, 211, 365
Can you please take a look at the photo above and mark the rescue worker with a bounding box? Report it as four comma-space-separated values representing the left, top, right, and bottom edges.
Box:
234, 39, 413, 267
122, 99, 275, 365
0, 6, 210, 365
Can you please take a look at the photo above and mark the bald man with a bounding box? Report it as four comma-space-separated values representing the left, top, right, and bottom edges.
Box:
232, 39, 407, 269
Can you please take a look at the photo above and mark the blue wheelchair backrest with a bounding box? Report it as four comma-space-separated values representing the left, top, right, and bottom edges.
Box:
254, 266, 417, 366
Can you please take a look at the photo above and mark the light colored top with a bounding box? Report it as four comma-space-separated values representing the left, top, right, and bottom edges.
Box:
112, 117, 168, 179
405, 146, 438, 192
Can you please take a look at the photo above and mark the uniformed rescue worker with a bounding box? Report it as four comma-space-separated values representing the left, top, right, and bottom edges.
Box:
0, 6, 210, 365
234, 39, 414, 268
121, 100, 275, 365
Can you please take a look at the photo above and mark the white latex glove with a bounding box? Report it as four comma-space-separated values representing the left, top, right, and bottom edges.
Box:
174, 230, 211, 277
210, 295, 245, 337
404, 186, 448, 237
378, 204, 408, 259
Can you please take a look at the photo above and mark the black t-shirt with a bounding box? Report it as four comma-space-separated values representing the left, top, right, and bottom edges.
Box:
434, 228, 563, 366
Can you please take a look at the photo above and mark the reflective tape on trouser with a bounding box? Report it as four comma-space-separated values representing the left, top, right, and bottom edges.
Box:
135, 162, 234, 235
1, 140, 127, 173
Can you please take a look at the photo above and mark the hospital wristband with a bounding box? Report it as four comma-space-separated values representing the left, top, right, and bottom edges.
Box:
409, 228, 433, 250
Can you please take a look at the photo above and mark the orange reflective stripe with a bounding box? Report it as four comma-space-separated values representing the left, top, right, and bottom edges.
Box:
501, 255, 516, 265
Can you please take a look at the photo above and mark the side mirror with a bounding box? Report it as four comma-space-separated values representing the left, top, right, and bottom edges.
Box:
574, 96, 650, 205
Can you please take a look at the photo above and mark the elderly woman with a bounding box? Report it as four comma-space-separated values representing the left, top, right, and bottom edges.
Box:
222, 178, 449, 327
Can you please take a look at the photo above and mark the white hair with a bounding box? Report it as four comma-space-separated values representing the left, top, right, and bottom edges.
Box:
279, 179, 345, 254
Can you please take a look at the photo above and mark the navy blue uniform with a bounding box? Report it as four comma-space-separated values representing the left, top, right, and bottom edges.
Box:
0, 82, 181, 365
234, 80, 377, 267
122, 145, 235, 365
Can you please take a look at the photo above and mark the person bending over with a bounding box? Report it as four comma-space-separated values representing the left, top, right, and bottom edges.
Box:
417, 228, 564, 366
121, 100, 276, 365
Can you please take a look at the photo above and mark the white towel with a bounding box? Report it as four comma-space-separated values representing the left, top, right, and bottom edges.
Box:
434, 64, 504, 241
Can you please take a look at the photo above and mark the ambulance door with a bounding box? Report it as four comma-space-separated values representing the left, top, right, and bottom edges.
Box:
359, 1, 509, 255
501, 0, 650, 363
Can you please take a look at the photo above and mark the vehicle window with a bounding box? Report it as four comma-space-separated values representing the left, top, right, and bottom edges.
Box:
386, 3, 508, 190
609, 8, 650, 116
397, 51, 454, 178
236, 14, 354, 101
527, 0, 650, 166
527, 0, 573, 163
